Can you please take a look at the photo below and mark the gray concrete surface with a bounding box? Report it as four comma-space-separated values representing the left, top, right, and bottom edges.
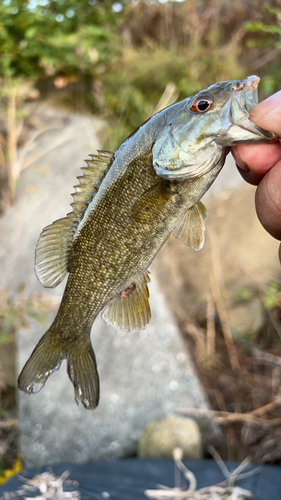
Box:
0, 103, 244, 466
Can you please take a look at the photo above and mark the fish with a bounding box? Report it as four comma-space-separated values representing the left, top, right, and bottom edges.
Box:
18, 75, 276, 409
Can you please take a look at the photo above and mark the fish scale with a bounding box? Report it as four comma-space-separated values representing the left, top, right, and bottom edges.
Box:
18, 76, 276, 409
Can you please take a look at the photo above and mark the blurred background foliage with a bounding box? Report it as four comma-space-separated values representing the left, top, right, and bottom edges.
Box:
0, 0, 281, 210
0, 0, 280, 309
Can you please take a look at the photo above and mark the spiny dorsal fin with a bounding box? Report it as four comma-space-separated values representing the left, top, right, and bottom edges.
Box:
35, 150, 114, 288
102, 272, 151, 332
71, 149, 115, 219
172, 200, 208, 251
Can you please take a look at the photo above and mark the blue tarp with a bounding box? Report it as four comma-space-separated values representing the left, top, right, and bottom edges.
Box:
0, 459, 280, 499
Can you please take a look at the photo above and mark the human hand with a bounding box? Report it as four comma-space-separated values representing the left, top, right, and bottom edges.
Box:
231, 90, 281, 262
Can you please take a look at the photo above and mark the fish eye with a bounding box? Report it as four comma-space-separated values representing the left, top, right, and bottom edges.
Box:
191, 96, 213, 113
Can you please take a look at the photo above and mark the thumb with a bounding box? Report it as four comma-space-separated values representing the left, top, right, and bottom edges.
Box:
249, 90, 281, 137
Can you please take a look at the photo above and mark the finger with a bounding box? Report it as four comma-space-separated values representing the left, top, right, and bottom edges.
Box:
249, 90, 281, 136
231, 90, 281, 185
255, 159, 281, 240
231, 140, 281, 185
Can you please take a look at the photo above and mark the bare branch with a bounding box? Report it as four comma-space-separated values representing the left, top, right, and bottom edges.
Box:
176, 399, 281, 427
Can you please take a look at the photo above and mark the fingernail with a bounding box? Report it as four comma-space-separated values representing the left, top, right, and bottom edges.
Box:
232, 149, 249, 172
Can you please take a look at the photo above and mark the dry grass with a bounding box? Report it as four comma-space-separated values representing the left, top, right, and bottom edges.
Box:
0, 470, 80, 500
144, 447, 258, 499
0, 451, 258, 500
173, 232, 281, 463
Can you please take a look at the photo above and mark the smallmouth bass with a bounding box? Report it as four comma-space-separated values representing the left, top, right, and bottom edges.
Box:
18, 76, 276, 409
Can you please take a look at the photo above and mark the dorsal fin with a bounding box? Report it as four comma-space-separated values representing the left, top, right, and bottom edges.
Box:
171, 200, 208, 251
70, 150, 114, 218
102, 272, 151, 332
35, 150, 114, 288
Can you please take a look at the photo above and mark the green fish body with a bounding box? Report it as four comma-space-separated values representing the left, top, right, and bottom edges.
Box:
18, 76, 276, 408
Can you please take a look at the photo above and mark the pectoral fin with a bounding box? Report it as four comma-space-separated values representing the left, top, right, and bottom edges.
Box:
131, 181, 171, 224
102, 272, 151, 332
172, 200, 208, 251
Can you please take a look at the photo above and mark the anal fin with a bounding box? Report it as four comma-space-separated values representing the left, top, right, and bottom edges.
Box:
102, 272, 151, 332
172, 200, 208, 251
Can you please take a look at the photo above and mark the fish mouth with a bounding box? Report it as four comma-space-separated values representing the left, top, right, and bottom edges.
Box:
223, 75, 277, 143
153, 76, 277, 182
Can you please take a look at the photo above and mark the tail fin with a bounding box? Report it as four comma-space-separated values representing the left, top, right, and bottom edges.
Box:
67, 344, 100, 409
18, 331, 64, 395
18, 330, 100, 409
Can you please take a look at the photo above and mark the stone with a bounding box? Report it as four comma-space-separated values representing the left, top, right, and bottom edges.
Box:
228, 298, 265, 336
138, 416, 202, 459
